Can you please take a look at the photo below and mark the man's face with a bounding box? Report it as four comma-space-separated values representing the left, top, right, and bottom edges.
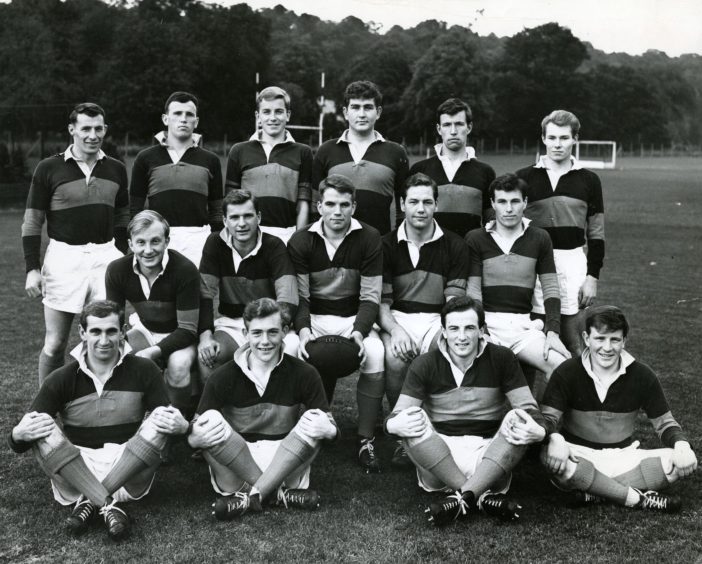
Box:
256, 97, 290, 138
492, 189, 526, 230
343, 98, 381, 135
68, 113, 106, 158
162, 100, 199, 142
436, 111, 471, 152
583, 326, 625, 372
80, 313, 124, 365
401, 184, 436, 232
128, 222, 169, 272
542, 122, 576, 164
244, 312, 287, 364
442, 308, 483, 360
224, 200, 260, 246
318, 188, 356, 235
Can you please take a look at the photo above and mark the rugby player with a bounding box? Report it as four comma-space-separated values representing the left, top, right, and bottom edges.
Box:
516, 110, 605, 356
312, 80, 409, 235
378, 173, 470, 465
288, 174, 385, 473
386, 297, 546, 526
22, 102, 127, 383
225, 86, 312, 244
541, 306, 697, 511
106, 210, 200, 415
198, 189, 299, 382
189, 298, 337, 519
9, 300, 188, 539
465, 173, 570, 400
130, 91, 223, 267
409, 98, 495, 237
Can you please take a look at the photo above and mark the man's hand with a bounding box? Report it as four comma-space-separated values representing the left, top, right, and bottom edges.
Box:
672, 441, 698, 477
389, 326, 419, 363
136, 346, 162, 361
25, 269, 43, 299
500, 408, 546, 445
297, 409, 337, 440
386, 406, 428, 438
12, 412, 56, 443
350, 331, 367, 365
542, 433, 576, 475
188, 412, 227, 449
578, 275, 598, 309
198, 332, 220, 368
298, 327, 316, 360
543, 331, 572, 361
149, 406, 189, 435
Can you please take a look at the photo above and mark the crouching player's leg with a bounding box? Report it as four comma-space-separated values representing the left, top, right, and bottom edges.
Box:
189, 409, 337, 520
542, 433, 697, 512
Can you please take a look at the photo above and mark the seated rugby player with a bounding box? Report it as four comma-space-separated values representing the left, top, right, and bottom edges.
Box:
9, 300, 187, 540
541, 306, 697, 512
189, 298, 337, 519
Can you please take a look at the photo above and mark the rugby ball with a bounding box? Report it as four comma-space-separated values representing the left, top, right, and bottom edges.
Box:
305, 335, 362, 379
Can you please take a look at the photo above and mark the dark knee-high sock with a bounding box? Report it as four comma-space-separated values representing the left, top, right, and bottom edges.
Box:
206, 430, 262, 486
567, 458, 633, 506
38, 350, 65, 385
102, 434, 162, 494
38, 440, 110, 506
357, 372, 384, 439
463, 434, 526, 497
405, 432, 466, 491
166, 382, 192, 415
613, 457, 670, 491
254, 431, 317, 499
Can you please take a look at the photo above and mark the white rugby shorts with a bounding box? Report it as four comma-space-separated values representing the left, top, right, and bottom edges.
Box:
42, 238, 123, 314
389, 311, 442, 354
260, 225, 296, 245
485, 312, 545, 355
168, 225, 210, 268
532, 247, 587, 316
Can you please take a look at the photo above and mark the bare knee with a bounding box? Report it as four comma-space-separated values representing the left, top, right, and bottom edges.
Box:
166, 350, 195, 387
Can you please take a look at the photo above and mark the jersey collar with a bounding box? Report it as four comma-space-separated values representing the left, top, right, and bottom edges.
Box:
438, 335, 487, 385
397, 220, 444, 244
249, 130, 295, 144
434, 143, 476, 161
581, 347, 636, 383
154, 130, 202, 147
484, 217, 531, 233
337, 129, 385, 144
308, 217, 363, 238
534, 155, 583, 170
233, 343, 285, 396
64, 145, 106, 162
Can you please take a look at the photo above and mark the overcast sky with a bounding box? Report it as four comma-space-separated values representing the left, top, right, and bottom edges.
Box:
217, 0, 702, 57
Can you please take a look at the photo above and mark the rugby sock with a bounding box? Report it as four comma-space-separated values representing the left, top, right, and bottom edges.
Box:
38, 350, 64, 385
101, 434, 162, 494
567, 459, 630, 506
463, 434, 526, 497
38, 439, 110, 506
613, 457, 670, 491
206, 430, 262, 485
357, 371, 384, 439
405, 432, 466, 491
321, 373, 338, 404
254, 431, 317, 499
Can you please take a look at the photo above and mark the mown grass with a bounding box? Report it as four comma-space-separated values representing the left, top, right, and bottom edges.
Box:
1, 156, 701, 563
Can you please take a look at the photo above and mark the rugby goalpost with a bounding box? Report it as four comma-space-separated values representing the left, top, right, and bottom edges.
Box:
536, 140, 617, 169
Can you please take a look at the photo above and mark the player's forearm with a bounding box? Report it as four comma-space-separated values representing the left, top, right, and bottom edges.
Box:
353, 301, 379, 338
586, 239, 604, 278
378, 303, 399, 333
22, 235, 43, 273
543, 296, 561, 334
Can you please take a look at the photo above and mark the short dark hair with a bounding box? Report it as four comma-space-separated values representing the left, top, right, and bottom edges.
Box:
80, 300, 125, 330
489, 173, 528, 201
436, 98, 473, 125
164, 91, 199, 114
242, 297, 290, 329
441, 296, 485, 329
585, 305, 629, 339
222, 189, 259, 217
256, 86, 291, 111
319, 174, 355, 200
343, 80, 382, 108
69, 103, 106, 125
128, 210, 170, 240
402, 172, 438, 201
541, 109, 580, 137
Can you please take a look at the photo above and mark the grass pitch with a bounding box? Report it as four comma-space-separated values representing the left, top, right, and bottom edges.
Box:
1, 156, 701, 563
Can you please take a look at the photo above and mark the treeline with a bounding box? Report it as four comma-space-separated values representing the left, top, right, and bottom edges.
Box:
1, 0, 701, 148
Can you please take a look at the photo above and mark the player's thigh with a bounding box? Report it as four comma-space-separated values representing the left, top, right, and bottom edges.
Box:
213, 330, 239, 363
126, 327, 151, 353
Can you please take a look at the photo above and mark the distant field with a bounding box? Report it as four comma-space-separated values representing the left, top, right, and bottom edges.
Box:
1, 156, 701, 563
